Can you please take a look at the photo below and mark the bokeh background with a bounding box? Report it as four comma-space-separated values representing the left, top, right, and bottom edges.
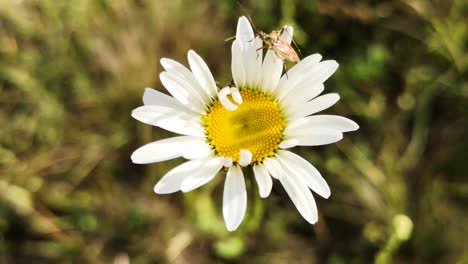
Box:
1, 0, 467, 263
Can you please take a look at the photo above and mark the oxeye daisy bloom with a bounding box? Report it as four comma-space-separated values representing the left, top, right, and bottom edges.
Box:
225, 16, 358, 225
131, 17, 358, 232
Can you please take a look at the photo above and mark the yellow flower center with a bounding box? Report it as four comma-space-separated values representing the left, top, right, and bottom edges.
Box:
203, 89, 286, 164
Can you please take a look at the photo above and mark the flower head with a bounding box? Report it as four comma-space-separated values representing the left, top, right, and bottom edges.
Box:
131, 16, 358, 231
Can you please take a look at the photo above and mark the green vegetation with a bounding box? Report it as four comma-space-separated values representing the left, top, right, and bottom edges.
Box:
1, 0, 467, 263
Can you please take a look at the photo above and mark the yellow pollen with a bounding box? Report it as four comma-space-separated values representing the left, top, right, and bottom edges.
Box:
203, 89, 286, 164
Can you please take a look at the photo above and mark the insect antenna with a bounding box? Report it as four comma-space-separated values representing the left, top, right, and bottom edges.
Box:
225, 2, 259, 43
290, 37, 302, 56
225, 36, 236, 42
235, 1, 260, 34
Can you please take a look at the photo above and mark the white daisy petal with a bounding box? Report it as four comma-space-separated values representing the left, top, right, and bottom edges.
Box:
180, 157, 223, 192
218, 87, 238, 111
296, 93, 340, 117
245, 38, 263, 88
223, 165, 247, 231
230, 87, 243, 104
222, 157, 233, 168
236, 16, 255, 42
238, 149, 253, 167
289, 83, 325, 104
131, 105, 205, 136
154, 158, 207, 194
264, 156, 318, 223
235, 17, 261, 88
253, 164, 273, 198
285, 53, 322, 79
131, 136, 208, 164
263, 157, 284, 180
295, 59, 336, 85
260, 50, 283, 92
301, 60, 339, 85
278, 166, 319, 224
181, 140, 213, 160
275, 53, 322, 95
231, 40, 246, 88
286, 115, 360, 133
277, 150, 330, 198
160, 71, 205, 113
282, 128, 343, 147
143, 88, 183, 109
278, 60, 337, 102
187, 50, 218, 99
160, 58, 211, 104
281, 84, 325, 116
278, 139, 298, 149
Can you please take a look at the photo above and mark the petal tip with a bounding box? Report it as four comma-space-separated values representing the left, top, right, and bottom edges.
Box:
239, 149, 253, 167
187, 49, 198, 58
130, 108, 141, 120
153, 182, 164, 194
130, 151, 140, 164
236, 16, 254, 41
224, 213, 243, 232
332, 61, 339, 69
304, 213, 319, 224
160, 58, 169, 65
158, 71, 167, 80
225, 223, 239, 232
349, 120, 360, 131
130, 158, 138, 164
238, 16, 251, 27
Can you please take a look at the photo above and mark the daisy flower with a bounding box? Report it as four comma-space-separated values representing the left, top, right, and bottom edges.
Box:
131, 16, 358, 231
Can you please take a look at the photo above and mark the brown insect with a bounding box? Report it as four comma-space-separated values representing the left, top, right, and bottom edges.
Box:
256, 26, 300, 64
226, 17, 301, 69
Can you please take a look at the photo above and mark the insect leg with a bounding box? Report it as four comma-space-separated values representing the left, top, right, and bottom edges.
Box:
283, 60, 289, 79
256, 45, 268, 59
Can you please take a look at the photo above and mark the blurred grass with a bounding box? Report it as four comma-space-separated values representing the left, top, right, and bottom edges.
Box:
1, 0, 467, 263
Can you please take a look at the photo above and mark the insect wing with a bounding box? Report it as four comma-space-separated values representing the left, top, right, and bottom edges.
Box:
273, 38, 300, 63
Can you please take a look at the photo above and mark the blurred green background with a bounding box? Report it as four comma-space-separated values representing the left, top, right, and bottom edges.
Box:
1, 0, 467, 263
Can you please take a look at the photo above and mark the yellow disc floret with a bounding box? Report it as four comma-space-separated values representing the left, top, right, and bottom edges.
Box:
203, 89, 286, 164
